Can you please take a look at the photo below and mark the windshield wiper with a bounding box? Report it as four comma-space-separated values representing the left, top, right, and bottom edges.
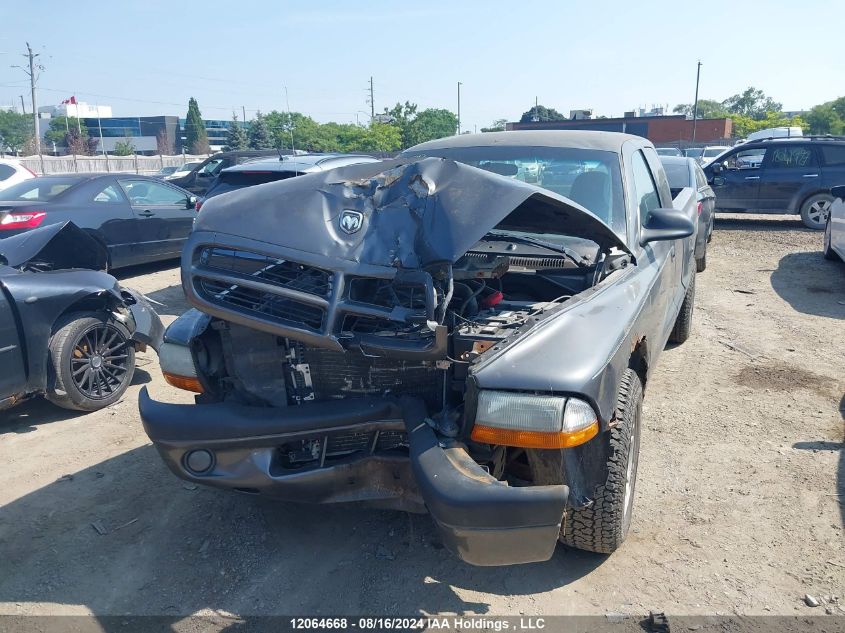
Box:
483, 230, 591, 267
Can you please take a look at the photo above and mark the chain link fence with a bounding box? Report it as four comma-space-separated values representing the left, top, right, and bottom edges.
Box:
18, 154, 211, 176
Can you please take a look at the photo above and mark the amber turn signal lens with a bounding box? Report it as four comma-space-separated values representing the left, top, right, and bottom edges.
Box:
470, 421, 598, 449
162, 371, 204, 393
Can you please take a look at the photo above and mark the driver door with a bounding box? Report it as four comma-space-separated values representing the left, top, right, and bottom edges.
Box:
711, 148, 768, 211
118, 178, 195, 261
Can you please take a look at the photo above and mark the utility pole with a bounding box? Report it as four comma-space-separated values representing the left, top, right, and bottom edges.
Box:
242, 105, 246, 122
457, 82, 462, 135
368, 76, 375, 122
19, 95, 25, 115
691, 60, 702, 144
13, 43, 44, 154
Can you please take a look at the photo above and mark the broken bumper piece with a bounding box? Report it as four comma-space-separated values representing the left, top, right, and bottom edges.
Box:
138, 389, 569, 566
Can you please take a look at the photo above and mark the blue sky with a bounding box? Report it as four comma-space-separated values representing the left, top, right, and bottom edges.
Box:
0, 0, 842, 129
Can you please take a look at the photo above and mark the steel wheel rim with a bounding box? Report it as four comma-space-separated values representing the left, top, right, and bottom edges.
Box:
808, 199, 831, 225
69, 323, 130, 400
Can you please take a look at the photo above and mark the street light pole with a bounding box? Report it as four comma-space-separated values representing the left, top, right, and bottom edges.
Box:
457, 81, 462, 135
691, 60, 702, 144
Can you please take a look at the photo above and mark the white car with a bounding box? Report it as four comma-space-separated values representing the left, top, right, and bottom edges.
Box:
699, 146, 732, 166
0, 158, 36, 192
164, 161, 203, 181
823, 185, 845, 262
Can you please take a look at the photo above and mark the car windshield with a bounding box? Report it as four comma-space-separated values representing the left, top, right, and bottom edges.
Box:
684, 148, 703, 159
403, 145, 626, 237
205, 171, 298, 199
0, 176, 82, 201
656, 148, 680, 156
703, 148, 728, 158
180, 162, 201, 171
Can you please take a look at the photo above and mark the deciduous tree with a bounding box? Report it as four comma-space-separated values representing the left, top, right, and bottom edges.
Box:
721, 87, 782, 120
0, 110, 33, 155
672, 99, 728, 119
519, 105, 567, 123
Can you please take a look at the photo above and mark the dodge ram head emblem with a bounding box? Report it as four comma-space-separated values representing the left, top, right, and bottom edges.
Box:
339, 210, 364, 234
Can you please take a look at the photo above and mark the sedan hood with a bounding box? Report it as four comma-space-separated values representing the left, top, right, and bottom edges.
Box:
0, 221, 108, 271
194, 157, 631, 268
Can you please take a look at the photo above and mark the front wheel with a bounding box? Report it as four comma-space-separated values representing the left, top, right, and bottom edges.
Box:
559, 369, 643, 554
800, 193, 834, 230
46, 313, 136, 411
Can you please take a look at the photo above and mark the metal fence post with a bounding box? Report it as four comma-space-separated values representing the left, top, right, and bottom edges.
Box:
38, 153, 45, 175
134, 153, 139, 174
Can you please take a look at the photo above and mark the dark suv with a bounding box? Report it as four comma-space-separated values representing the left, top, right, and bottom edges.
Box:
703, 136, 845, 229
166, 150, 283, 196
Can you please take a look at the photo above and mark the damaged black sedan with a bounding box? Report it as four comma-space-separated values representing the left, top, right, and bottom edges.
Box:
140, 131, 696, 566
0, 221, 163, 411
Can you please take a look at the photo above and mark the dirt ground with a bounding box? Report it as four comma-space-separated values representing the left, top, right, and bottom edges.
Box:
0, 214, 842, 620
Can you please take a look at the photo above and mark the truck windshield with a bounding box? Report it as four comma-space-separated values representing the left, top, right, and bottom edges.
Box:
404, 145, 626, 236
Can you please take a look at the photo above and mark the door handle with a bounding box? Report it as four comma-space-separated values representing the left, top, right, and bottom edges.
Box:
138, 210, 155, 217
802, 173, 819, 178
744, 176, 760, 180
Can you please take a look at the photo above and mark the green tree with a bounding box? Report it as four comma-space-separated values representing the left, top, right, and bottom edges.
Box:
480, 118, 508, 132
45, 116, 88, 146
0, 110, 33, 155
112, 139, 135, 156
265, 111, 324, 151
804, 103, 844, 135
407, 108, 458, 146
225, 113, 248, 150
383, 101, 418, 147
357, 123, 402, 152
731, 112, 806, 138
185, 97, 209, 154
672, 99, 728, 119
721, 87, 782, 120
247, 111, 273, 149
519, 105, 567, 123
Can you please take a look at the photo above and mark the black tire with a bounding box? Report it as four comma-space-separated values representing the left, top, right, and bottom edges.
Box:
669, 273, 695, 344
823, 215, 841, 261
800, 193, 834, 231
559, 369, 643, 554
695, 246, 707, 272
46, 312, 135, 411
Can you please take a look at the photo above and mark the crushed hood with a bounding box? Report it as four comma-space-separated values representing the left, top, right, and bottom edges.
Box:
194, 157, 631, 268
0, 221, 108, 272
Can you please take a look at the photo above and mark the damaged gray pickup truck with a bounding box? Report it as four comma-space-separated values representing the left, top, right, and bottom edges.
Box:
140, 131, 697, 566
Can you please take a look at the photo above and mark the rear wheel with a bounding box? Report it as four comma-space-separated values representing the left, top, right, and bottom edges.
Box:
46, 313, 135, 411
696, 246, 707, 272
669, 273, 695, 344
824, 215, 841, 261
559, 369, 642, 554
800, 193, 833, 230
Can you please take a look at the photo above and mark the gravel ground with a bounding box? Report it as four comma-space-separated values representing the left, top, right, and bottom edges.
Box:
0, 214, 842, 621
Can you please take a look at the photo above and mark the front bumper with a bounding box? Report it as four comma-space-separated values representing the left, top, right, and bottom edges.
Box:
139, 389, 569, 566
122, 288, 164, 351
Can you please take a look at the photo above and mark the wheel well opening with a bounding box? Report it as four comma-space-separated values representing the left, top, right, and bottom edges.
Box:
52, 294, 112, 334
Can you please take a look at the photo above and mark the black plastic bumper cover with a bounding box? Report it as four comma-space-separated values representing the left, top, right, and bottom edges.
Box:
139, 389, 568, 566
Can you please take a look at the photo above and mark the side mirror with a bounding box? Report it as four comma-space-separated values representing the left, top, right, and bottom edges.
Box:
711, 162, 724, 174
831, 185, 845, 201
640, 207, 695, 246
187, 196, 198, 209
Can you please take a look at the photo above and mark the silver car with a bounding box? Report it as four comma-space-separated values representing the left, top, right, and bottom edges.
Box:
823, 185, 845, 262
